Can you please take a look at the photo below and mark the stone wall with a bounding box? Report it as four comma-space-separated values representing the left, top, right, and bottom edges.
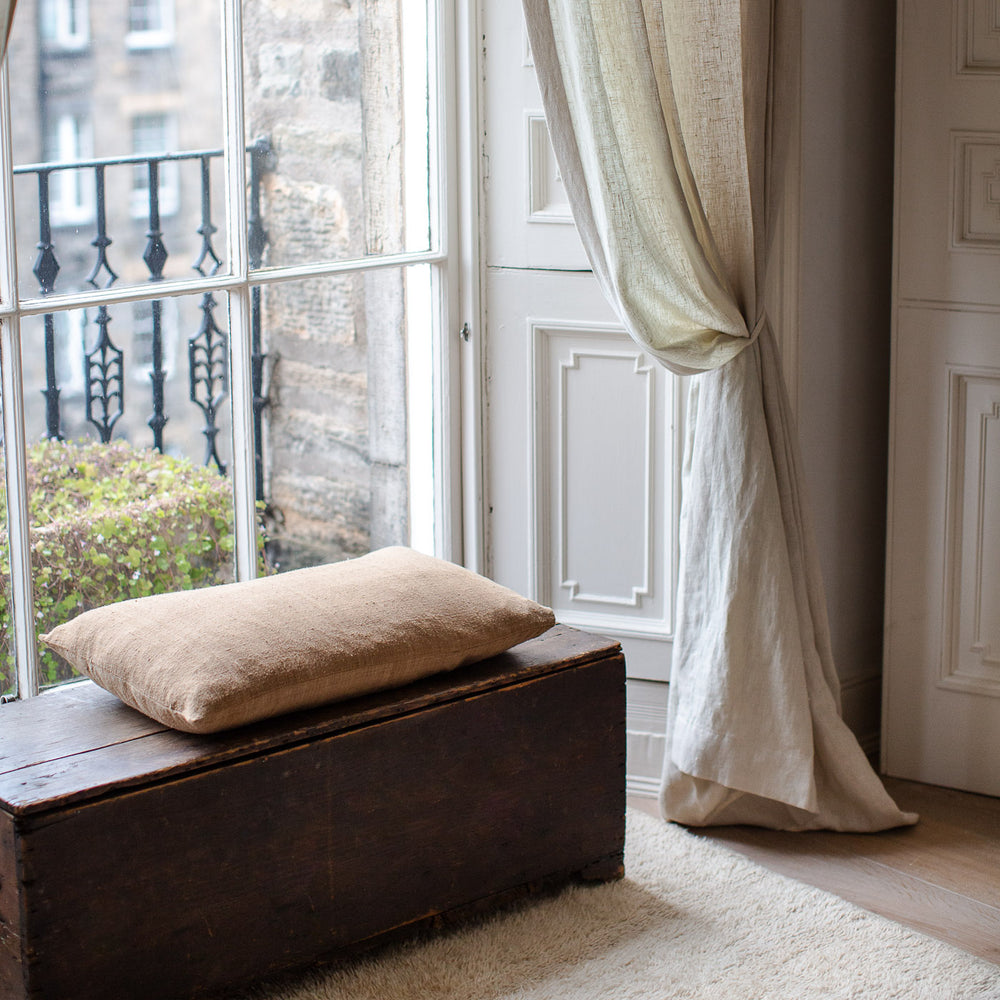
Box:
245, 0, 409, 570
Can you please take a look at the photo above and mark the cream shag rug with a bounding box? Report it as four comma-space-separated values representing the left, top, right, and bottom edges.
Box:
235, 808, 1000, 1000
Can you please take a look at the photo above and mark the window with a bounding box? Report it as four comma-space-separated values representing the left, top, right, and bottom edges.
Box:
125, 0, 174, 49
2, 0, 455, 698
130, 112, 179, 218
39, 0, 89, 51
42, 111, 94, 227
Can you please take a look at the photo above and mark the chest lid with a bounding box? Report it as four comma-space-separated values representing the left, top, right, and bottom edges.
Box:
0, 625, 619, 817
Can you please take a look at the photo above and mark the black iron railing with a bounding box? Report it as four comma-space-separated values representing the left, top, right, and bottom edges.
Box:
13, 139, 273, 502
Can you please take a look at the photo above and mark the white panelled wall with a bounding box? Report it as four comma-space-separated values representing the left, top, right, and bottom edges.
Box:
883, 0, 1000, 796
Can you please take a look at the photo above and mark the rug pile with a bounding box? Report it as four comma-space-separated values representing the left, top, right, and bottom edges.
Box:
236, 808, 1000, 999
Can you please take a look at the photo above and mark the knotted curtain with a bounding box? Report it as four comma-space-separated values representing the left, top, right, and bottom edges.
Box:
522, 0, 914, 830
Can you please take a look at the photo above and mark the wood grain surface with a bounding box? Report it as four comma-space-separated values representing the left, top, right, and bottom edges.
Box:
0, 627, 626, 999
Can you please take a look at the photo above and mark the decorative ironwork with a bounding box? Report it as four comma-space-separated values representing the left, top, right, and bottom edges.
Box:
189, 292, 229, 474
141, 163, 168, 451
33, 170, 63, 440
146, 300, 168, 450
193, 155, 221, 278
42, 315, 62, 441
248, 138, 271, 270
86, 165, 118, 289
14, 142, 273, 501
142, 161, 169, 279
248, 138, 272, 503
32, 171, 59, 294
250, 286, 267, 503
85, 306, 124, 443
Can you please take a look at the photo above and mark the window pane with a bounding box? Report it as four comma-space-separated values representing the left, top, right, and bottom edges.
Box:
8, 0, 225, 299
254, 267, 431, 571
19, 295, 233, 462
242, 0, 434, 270
8, 294, 248, 689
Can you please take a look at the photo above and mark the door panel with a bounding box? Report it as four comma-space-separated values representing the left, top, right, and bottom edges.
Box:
481, 9, 589, 271
485, 269, 680, 681
886, 306, 1000, 794
480, 2, 682, 687
885, 0, 1000, 794
896, 1, 1000, 306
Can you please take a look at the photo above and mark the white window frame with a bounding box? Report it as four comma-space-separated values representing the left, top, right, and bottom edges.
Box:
0, 0, 469, 698
44, 111, 95, 227
125, 0, 175, 50
39, 0, 90, 52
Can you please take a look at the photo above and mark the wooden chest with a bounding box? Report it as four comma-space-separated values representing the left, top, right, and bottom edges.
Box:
0, 625, 625, 999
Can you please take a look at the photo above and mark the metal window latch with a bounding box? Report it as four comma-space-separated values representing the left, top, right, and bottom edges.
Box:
460, 322, 471, 342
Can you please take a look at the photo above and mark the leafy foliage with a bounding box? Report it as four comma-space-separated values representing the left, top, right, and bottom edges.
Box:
0, 439, 265, 691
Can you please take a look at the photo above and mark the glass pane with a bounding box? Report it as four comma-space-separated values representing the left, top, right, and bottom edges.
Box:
253, 266, 432, 571
12, 294, 245, 688
8, 0, 227, 300
242, 0, 434, 270
20, 295, 233, 463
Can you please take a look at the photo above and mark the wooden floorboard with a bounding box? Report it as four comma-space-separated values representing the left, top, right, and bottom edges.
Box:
628, 777, 1000, 965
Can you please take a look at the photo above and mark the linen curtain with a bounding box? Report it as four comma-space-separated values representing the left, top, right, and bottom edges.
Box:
0, 0, 14, 63
522, 0, 915, 831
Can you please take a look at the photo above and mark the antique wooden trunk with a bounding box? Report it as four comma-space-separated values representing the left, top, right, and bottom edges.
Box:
0, 625, 625, 999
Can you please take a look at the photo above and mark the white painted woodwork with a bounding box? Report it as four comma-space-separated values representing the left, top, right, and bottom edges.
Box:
884, 0, 1000, 796
480, 3, 682, 691
625, 678, 669, 797
481, 6, 588, 270
478, 3, 678, 793
485, 269, 680, 682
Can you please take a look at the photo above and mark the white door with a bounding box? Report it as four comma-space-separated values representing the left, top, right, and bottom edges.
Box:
884, 0, 1000, 795
479, 3, 683, 794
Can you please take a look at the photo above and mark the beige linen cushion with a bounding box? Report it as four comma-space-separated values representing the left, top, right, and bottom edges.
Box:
41, 546, 555, 734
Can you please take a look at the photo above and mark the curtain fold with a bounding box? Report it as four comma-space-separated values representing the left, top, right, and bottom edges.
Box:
523, 0, 915, 831
1, 0, 15, 64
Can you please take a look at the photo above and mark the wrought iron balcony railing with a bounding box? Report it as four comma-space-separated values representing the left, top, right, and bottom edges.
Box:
12, 139, 273, 502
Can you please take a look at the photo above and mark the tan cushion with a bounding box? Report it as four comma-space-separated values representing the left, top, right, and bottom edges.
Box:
41, 546, 556, 734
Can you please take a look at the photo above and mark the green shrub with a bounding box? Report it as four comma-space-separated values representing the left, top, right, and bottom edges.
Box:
0, 439, 268, 691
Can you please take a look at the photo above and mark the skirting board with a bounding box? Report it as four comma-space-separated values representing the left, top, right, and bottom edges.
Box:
626, 678, 667, 798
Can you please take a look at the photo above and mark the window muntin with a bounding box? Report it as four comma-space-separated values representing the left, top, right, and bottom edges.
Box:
0, 0, 450, 697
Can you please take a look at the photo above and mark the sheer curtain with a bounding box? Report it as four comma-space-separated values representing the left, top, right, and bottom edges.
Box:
523, 0, 915, 831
